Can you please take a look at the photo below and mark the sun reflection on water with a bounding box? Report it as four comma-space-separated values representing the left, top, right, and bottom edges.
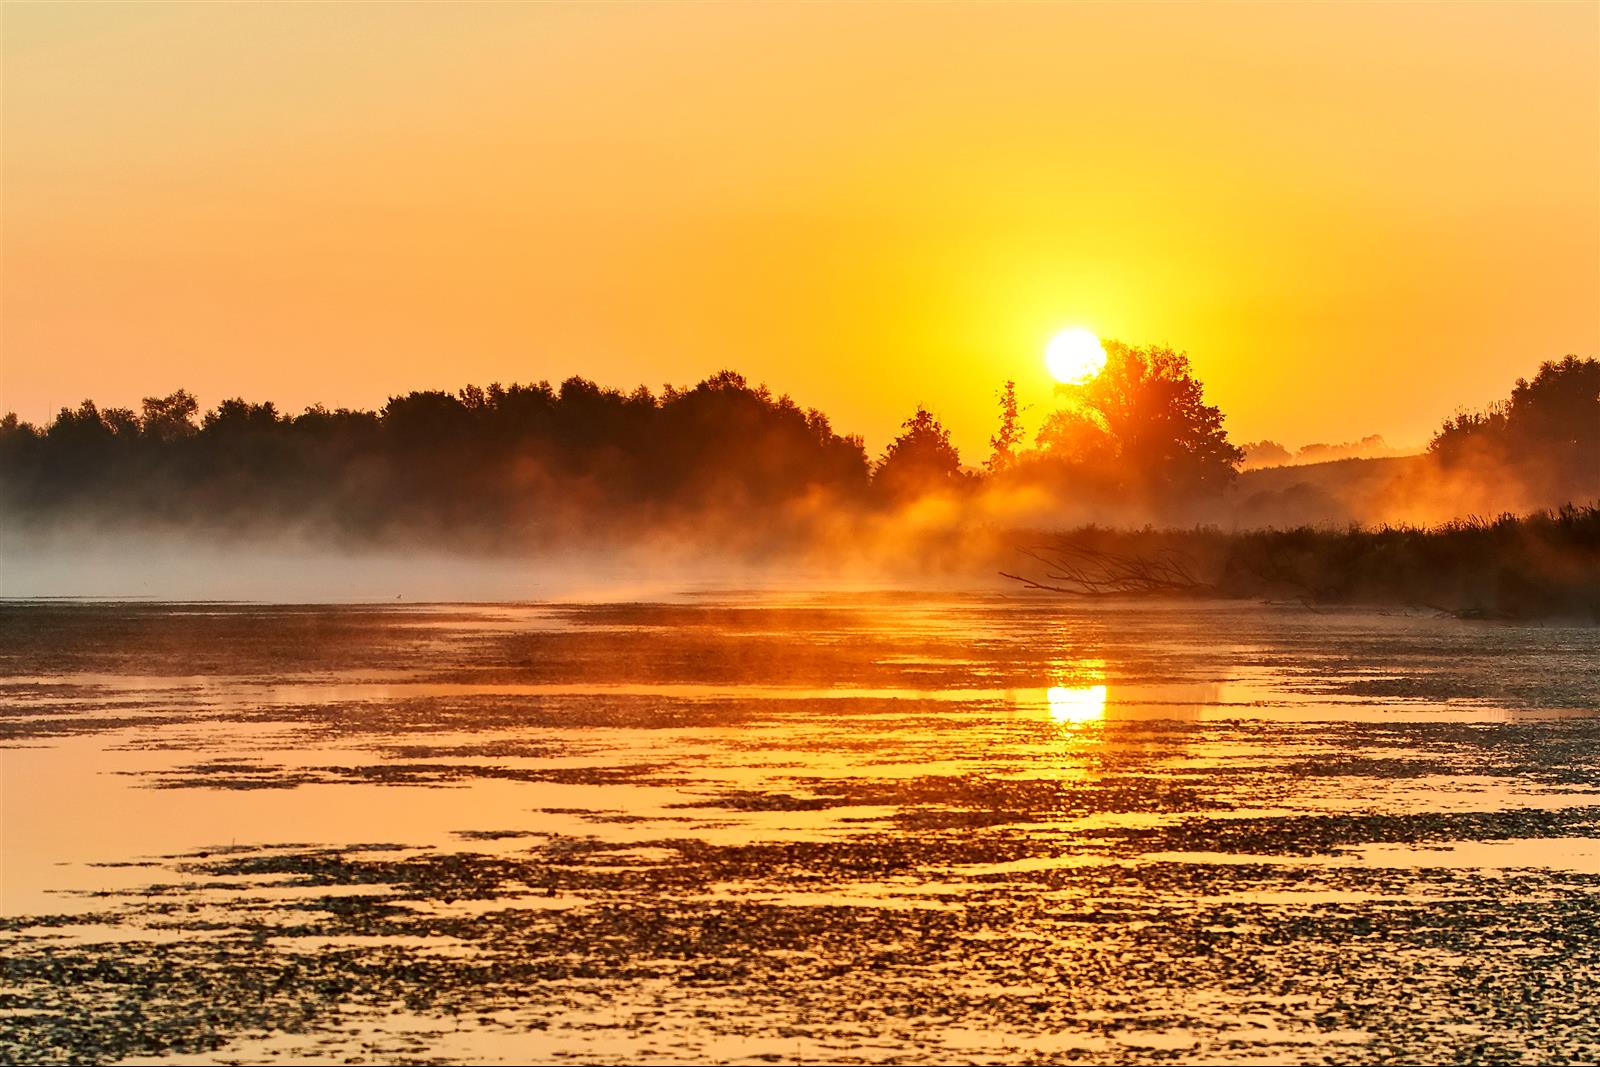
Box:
1045, 684, 1108, 724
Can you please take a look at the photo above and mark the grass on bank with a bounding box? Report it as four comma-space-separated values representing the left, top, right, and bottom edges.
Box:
1006, 503, 1600, 621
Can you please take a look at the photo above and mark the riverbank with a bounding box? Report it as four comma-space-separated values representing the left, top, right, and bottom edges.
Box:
1006, 503, 1600, 620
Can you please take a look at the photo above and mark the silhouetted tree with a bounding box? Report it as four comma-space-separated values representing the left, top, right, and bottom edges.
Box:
1433, 356, 1599, 467
0, 369, 892, 544
203, 399, 283, 435
0, 350, 1255, 543
1034, 407, 1118, 468
1296, 435, 1393, 463
140, 390, 199, 442
1429, 356, 1600, 504
1240, 440, 1293, 468
646, 370, 868, 508
1033, 341, 1242, 493
875, 406, 965, 498
985, 381, 1024, 474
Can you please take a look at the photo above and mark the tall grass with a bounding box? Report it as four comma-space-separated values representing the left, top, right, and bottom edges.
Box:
1010, 503, 1600, 621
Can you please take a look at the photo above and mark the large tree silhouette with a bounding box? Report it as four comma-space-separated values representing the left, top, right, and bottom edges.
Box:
1033, 341, 1242, 493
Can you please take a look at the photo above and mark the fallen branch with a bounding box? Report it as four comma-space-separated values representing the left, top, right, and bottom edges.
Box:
1000, 542, 1217, 598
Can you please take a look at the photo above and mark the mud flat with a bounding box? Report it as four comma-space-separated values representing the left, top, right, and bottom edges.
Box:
2, 595, 1597, 1063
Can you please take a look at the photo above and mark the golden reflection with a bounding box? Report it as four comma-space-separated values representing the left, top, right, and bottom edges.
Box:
1046, 684, 1107, 724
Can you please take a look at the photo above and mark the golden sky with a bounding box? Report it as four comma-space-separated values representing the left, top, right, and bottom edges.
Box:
3, 1, 1596, 457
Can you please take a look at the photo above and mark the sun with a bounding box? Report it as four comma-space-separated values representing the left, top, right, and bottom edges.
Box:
1045, 328, 1107, 385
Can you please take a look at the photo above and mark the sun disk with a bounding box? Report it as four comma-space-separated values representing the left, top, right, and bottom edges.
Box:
1046, 328, 1108, 385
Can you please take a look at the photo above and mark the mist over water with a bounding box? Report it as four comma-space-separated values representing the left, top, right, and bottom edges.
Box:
5, 355, 1593, 606
5, 438, 1593, 604
0, 522, 1014, 602
0, 534, 874, 603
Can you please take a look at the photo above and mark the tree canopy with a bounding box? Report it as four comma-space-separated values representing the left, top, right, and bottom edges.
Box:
1030, 341, 1243, 494
0, 372, 874, 543
43, 340, 1586, 546
1427, 356, 1600, 504
0, 345, 1257, 544
874, 406, 966, 499
1432, 356, 1599, 466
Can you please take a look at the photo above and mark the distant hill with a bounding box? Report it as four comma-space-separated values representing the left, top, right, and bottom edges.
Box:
1239, 452, 1423, 496
1238, 435, 1405, 470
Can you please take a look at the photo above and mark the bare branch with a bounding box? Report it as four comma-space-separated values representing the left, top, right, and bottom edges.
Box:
1003, 540, 1217, 598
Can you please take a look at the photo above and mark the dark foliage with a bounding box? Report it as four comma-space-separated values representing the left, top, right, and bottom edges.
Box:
1430, 356, 1600, 498
6, 352, 1589, 557
1023, 341, 1244, 500
0, 372, 873, 546
874, 406, 968, 499
985, 381, 1025, 475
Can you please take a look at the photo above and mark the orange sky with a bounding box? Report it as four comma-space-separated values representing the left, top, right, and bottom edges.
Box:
3, 2, 1596, 458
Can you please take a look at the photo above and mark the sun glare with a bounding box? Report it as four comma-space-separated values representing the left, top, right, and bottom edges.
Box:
1047, 684, 1108, 724
1045, 328, 1107, 385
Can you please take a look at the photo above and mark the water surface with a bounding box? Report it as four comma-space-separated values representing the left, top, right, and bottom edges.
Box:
2, 595, 1597, 1063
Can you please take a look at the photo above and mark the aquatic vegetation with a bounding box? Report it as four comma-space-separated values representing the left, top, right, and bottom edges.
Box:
1, 598, 1597, 1063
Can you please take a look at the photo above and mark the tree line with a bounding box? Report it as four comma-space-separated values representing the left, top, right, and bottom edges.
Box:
1428, 355, 1599, 496
1, 346, 1592, 545
2, 371, 870, 543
